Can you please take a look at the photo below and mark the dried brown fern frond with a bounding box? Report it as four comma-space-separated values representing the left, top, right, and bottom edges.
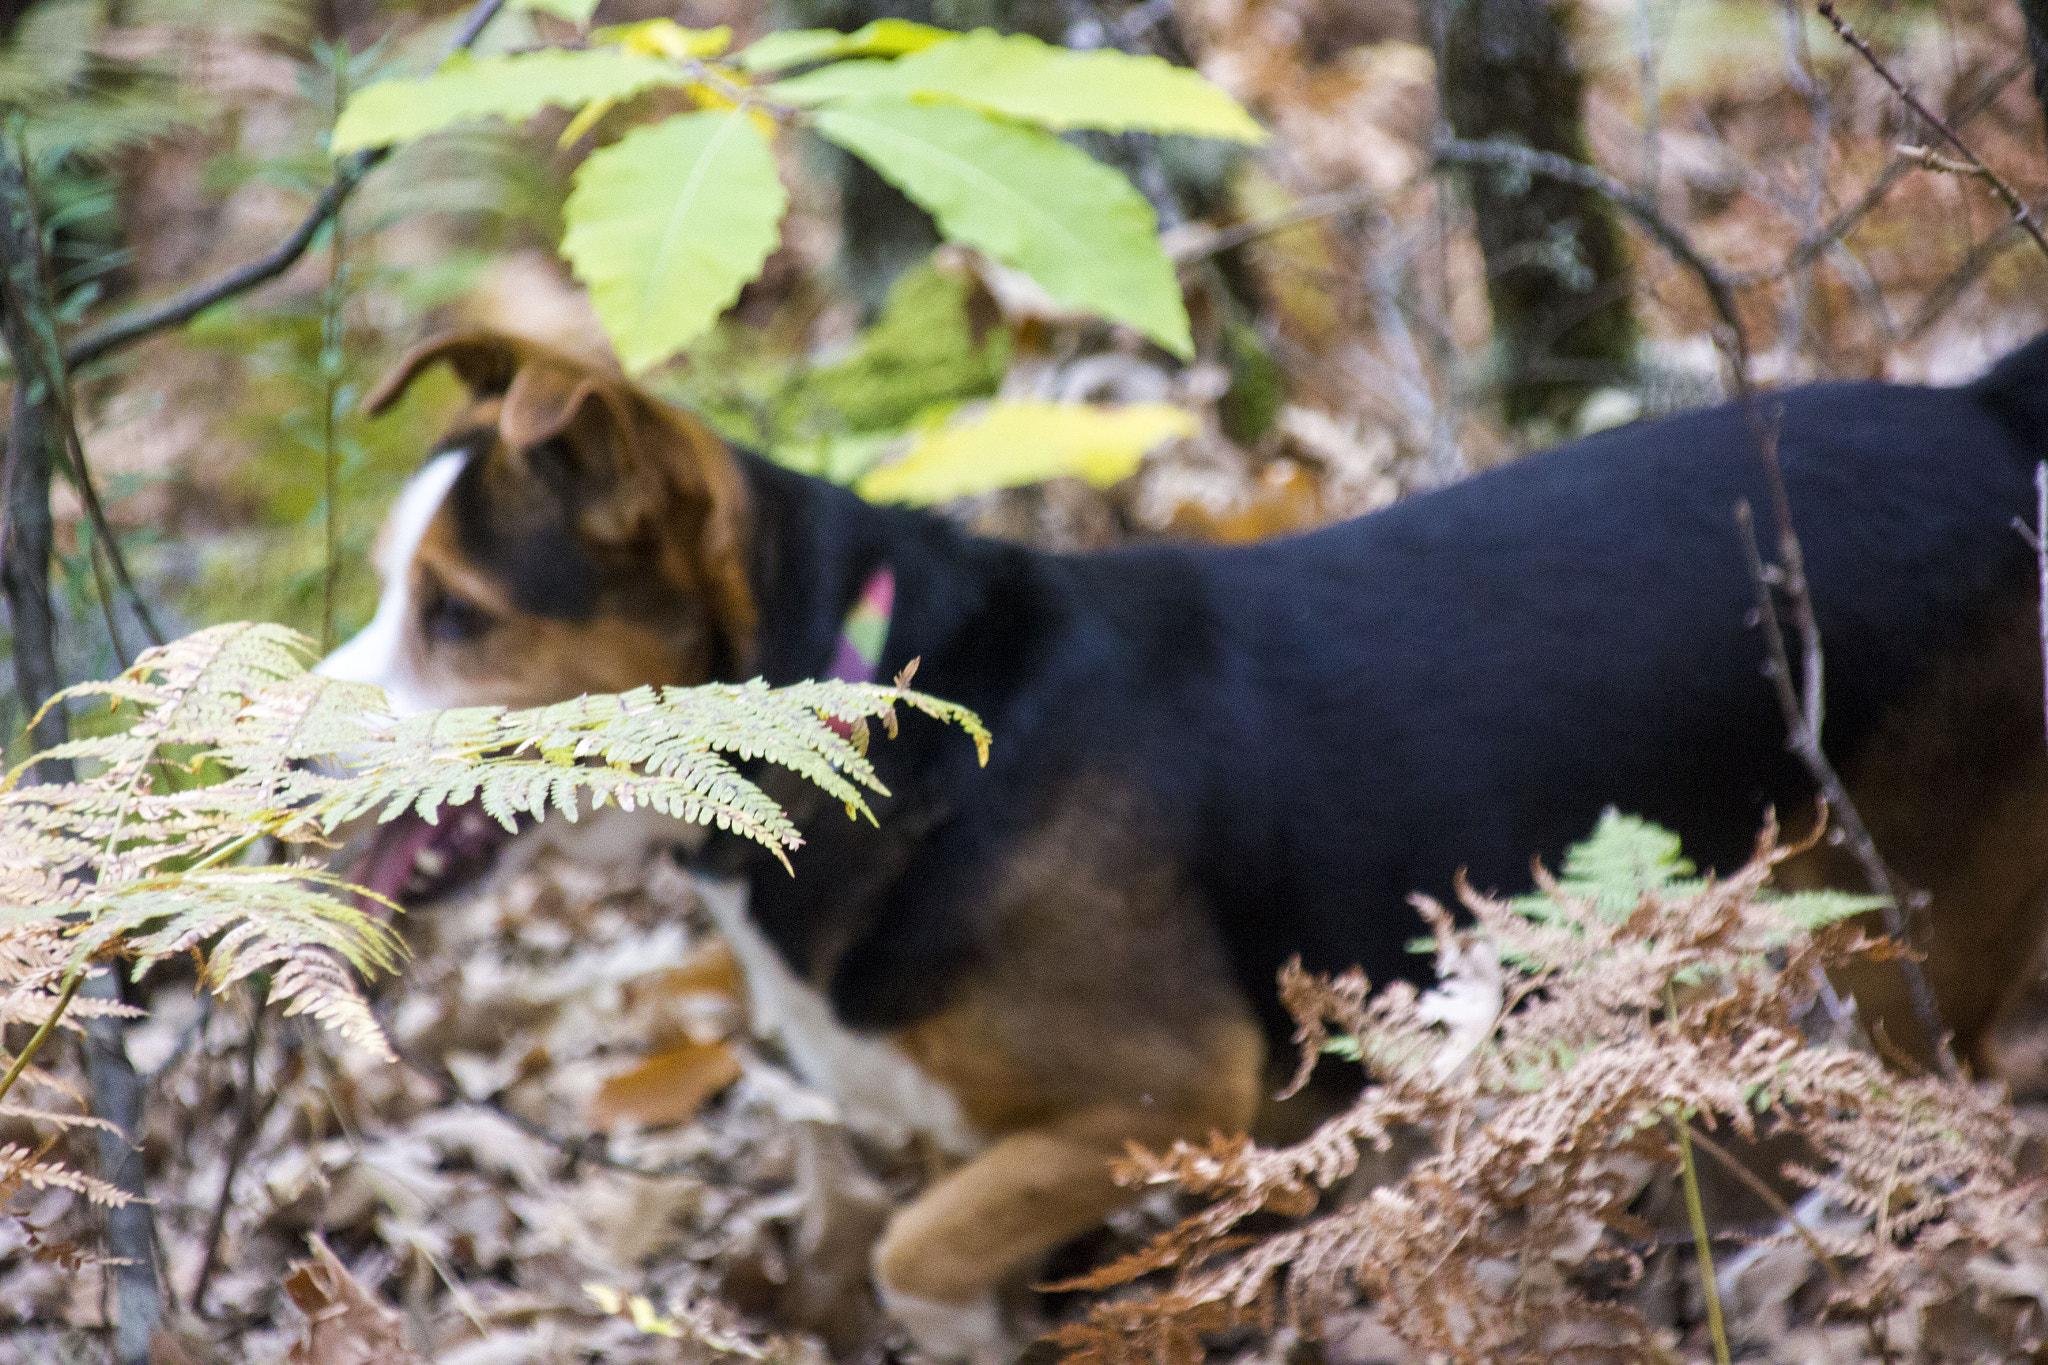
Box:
1054, 813, 2044, 1365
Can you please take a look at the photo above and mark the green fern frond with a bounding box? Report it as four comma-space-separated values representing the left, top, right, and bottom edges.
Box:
0, 622, 986, 1066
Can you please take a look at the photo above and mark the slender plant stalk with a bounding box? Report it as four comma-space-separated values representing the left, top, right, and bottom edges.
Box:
1667, 983, 1732, 1365
1675, 1114, 1733, 1365
0, 964, 87, 1110
319, 50, 350, 654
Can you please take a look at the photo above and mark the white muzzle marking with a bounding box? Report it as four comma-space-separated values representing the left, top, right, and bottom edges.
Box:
316, 450, 470, 714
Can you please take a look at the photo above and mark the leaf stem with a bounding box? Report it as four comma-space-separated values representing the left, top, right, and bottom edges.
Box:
1666, 982, 1732, 1365
0, 963, 88, 1111
1675, 1114, 1733, 1365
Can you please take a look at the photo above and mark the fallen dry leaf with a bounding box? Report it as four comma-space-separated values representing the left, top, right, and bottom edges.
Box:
283, 1233, 425, 1365
589, 1039, 744, 1129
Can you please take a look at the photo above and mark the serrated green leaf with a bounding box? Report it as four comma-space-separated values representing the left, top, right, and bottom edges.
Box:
561, 111, 789, 371
331, 49, 690, 155
510, 0, 601, 27
740, 18, 951, 72
857, 400, 1194, 504
1772, 889, 1891, 930
1560, 809, 1695, 897
771, 29, 1264, 143
814, 98, 1191, 356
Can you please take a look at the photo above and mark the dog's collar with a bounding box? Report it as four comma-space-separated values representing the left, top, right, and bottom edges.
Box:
827, 565, 896, 686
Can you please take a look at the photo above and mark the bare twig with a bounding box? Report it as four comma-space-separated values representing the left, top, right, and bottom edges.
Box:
192, 1003, 272, 1316
1817, 0, 2048, 263
1173, 187, 1383, 266
2015, 464, 2048, 750
1724, 54, 2030, 292
1433, 136, 1745, 367
1736, 492, 1956, 1076
61, 0, 509, 372
1901, 221, 2028, 340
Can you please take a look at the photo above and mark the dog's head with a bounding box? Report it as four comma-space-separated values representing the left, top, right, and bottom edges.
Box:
322, 331, 755, 712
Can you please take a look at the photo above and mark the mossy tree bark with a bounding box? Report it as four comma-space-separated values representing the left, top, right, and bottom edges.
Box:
1443, 0, 1637, 429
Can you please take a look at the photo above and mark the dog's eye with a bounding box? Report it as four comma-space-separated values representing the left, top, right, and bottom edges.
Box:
421, 585, 494, 644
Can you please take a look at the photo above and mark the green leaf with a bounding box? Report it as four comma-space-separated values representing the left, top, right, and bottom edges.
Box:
814, 98, 1191, 356
331, 49, 690, 154
739, 18, 952, 72
510, 0, 602, 27
857, 400, 1194, 504
561, 110, 789, 371
772, 30, 1264, 143
1560, 810, 1696, 898
1772, 889, 1892, 930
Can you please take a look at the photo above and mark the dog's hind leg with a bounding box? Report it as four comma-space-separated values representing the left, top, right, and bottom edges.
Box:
870, 1099, 1250, 1365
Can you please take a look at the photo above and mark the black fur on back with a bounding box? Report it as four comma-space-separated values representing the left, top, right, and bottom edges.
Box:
709, 340, 2048, 1041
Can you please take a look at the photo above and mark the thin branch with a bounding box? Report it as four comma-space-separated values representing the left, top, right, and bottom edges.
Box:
1736, 493, 1956, 1076
1817, 0, 2048, 263
1173, 187, 1383, 266
192, 1003, 276, 1317
2016, 464, 2048, 755
1900, 220, 2027, 340
1432, 135, 1745, 368
1723, 53, 2030, 290
61, 0, 509, 372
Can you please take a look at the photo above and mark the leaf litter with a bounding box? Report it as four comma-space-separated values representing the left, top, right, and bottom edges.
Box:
7, 807, 2048, 1362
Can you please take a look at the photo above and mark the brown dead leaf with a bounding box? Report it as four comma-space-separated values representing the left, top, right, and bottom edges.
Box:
628, 936, 744, 1007
283, 1233, 424, 1365
589, 1040, 742, 1129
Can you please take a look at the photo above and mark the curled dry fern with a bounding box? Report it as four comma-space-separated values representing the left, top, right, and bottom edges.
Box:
0, 622, 985, 1177
1053, 815, 2045, 1365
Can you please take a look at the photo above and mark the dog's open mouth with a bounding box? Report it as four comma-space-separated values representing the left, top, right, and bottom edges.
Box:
346, 806, 530, 911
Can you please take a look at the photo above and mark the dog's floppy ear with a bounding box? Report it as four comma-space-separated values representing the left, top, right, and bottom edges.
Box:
364, 331, 541, 416
643, 404, 758, 677
492, 348, 759, 676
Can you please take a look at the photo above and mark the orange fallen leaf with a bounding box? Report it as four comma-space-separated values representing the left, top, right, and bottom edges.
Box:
590, 1039, 742, 1128
626, 936, 744, 1007
283, 1233, 424, 1365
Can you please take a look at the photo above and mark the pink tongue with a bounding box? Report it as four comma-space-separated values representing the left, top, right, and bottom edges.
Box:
347, 807, 523, 913
355, 814, 445, 910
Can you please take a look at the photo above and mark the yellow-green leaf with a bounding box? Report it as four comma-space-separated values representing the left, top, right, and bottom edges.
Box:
814, 98, 1191, 355
509, 0, 600, 27
773, 29, 1264, 143
739, 18, 952, 72
561, 110, 788, 372
331, 49, 690, 154
594, 18, 732, 59
856, 400, 1195, 505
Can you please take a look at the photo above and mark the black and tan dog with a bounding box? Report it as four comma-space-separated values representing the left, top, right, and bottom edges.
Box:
323, 328, 2048, 1360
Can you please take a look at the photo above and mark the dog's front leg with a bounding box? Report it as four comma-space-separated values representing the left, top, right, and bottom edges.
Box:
871, 1104, 1187, 1365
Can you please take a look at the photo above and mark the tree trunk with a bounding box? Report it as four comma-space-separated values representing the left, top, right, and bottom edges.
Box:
0, 144, 72, 781
1443, 0, 1637, 429
0, 141, 162, 1365
2022, 0, 2048, 144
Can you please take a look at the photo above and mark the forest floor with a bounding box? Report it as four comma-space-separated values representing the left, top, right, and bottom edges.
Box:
4, 0, 2048, 1358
